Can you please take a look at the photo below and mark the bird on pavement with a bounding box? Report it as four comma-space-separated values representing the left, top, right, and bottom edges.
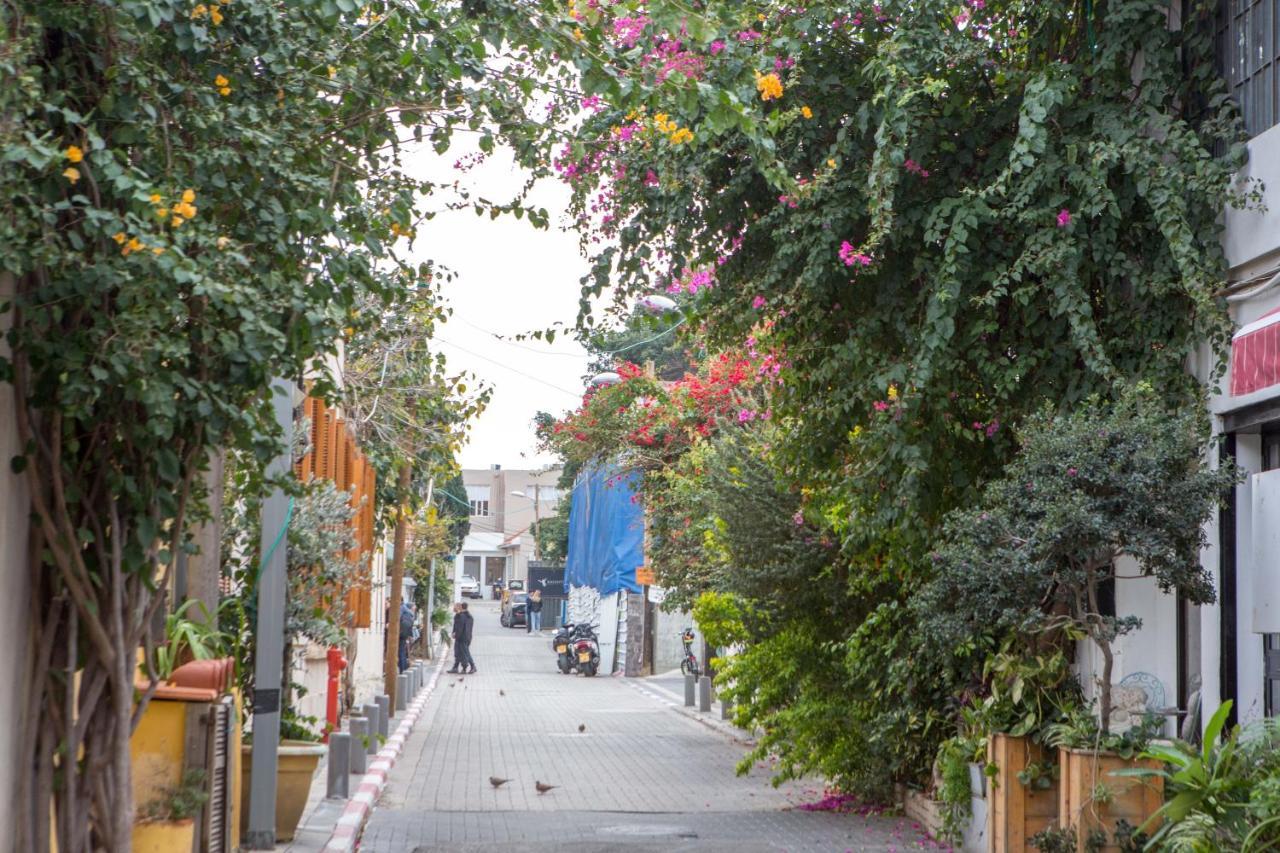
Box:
489, 776, 511, 788
577, 723, 586, 733
535, 781, 557, 794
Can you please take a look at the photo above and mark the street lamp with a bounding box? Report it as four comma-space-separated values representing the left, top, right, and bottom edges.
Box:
510, 487, 542, 562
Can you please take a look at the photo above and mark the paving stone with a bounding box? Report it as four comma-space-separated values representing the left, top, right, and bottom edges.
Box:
360, 602, 910, 853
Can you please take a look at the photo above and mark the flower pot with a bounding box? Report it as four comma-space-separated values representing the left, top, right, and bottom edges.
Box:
987, 733, 1058, 853
239, 740, 326, 842
1057, 747, 1162, 852
132, 818, 195, 853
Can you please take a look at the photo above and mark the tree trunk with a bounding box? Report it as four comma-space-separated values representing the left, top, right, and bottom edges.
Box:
383, 463, 412, 705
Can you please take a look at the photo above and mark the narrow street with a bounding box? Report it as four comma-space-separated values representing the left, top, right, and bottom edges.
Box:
359, 602, 907, 852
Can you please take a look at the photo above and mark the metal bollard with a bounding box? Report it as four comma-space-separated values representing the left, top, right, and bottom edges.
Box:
684, 673, 696, 707
362, 703, 380, 754
408, 667, 417, 696
698, 675, 713, 713
327, 733, 350, 798
376, 694, 391, 733
396, 674, 408, 711
349, 717, 368, 774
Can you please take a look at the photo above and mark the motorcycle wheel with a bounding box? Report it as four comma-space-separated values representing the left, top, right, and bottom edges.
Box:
557, 655, 573, 674
581, 661, 597, 677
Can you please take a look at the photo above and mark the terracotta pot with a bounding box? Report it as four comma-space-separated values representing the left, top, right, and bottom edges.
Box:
239, 740, 326, 842
987, 733, 1058, 853
132, 818, 195, 853
171, 657, 233, 693
1058, 747, 1162, 852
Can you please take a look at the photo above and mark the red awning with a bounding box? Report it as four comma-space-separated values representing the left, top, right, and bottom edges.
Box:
1231, 307, 1280, 397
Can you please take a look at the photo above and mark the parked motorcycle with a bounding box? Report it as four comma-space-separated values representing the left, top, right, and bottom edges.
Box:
552, 623, 601, 676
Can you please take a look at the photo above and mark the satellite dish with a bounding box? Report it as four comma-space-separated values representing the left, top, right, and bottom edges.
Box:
636, 294, 678, 314
588, 372, 621, 388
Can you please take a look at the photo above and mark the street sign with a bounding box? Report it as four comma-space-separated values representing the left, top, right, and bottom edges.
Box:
635, 566, 655, 586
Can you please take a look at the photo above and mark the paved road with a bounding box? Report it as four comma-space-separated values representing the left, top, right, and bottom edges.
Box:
359, 601, 917, 852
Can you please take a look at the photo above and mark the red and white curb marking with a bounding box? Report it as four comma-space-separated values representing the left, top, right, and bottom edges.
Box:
321, 657, 447, 853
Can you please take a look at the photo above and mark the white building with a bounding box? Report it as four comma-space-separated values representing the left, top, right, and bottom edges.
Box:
453, 464, 562, 598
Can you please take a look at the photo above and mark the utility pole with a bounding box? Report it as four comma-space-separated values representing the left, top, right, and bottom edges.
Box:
246, 378, 294, 849
532, 484, 541, 562
382, 463, 412, 708
425, 557, 436, 660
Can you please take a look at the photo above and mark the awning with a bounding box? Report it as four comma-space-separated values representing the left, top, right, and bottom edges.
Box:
1231, 307, 1280, 397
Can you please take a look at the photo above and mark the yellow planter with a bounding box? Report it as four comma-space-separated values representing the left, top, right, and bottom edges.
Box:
239, 741, 326, 843
132, 818, 195, 853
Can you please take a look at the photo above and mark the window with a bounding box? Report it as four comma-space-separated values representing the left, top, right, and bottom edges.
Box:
1217, 0, 1280, 137
465, 484, 491, 517
1266, 634, 1280, 716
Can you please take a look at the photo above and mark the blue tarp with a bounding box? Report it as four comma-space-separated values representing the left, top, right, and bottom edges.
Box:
565, 464, 644, 596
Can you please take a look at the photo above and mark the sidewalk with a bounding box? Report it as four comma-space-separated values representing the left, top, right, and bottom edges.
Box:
276, 649, 445, 852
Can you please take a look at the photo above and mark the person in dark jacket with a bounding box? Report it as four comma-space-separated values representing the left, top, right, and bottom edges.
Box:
397, 600, 414, 673
449, 602, 476, 674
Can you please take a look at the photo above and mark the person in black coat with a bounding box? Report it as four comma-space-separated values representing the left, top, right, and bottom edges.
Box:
449, 602, 476, 674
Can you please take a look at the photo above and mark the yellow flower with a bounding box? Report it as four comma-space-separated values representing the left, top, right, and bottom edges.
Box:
192, 3, 208, 18
65, 145, 84, 163
112, 232, 127, 244
171, 215, 185, 228
887, 384, 899, 401
758, 13, 766, 21
669, 127, 693, 144
573, 27, 584, 41
62, 167, 80, 184
182, 189, 195, 204
214, 74, 229, 87
827, 158, 836, 168
801, 105, 813, 119
218, 86, 232, 97
327, 65, 337, 78
755, 72, 783, 101
210, 7, 223, 24
653, 112, 668, 124
175, 201, 197, 219
156, 207, 169, 219
216, 236, 231, 249
152, 246, 166, 255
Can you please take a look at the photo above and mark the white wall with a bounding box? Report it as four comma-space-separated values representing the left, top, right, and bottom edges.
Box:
350, 542, 391, 708
1223, 122, 1280, 270
0, 272, 30, 852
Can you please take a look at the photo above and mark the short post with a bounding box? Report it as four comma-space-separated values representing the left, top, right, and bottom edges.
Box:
348, 717, 368, 774
327, 733, 350, 798
698, 675, 712, 713
362, 704, 380, 755
720, 694, 733, 721
395, 674, 408, 711
376, 694, 391, 733
683, 673, 696, 707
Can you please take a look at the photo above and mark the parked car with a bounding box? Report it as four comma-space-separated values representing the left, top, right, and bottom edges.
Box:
500, 593, 527, 628
458, 575, 482, 599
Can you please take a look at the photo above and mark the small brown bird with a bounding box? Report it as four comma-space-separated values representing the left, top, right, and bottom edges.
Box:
577, 723, 586, 733
489, 776, 511, 788
535, 781, 557, 794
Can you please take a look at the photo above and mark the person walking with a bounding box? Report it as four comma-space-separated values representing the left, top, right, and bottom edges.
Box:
397, 599, 414, 673
525, 587, 543, 633
449, 602, 476, 674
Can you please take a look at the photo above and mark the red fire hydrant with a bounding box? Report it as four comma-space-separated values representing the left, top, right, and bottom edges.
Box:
324, 646, 347, 743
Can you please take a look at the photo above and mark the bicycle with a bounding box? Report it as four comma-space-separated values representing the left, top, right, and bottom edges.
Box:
680, 628, 700, 678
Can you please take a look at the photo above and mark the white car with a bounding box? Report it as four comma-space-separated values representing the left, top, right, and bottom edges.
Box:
458, 575, 482, 599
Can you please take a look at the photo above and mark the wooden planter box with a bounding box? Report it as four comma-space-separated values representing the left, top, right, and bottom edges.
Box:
1058, 748, 1162, 852
988, 733, 1058, 853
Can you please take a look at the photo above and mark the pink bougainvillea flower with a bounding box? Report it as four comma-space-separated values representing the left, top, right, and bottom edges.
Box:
873, 400, 890, 412
752, 295, 767, 309
709, 39, 726, 55
1067, 467, 1078, 477
736, 29, 762, 41
1057, 208, 1072, 227
644, 169, 659, 187
613, 16, 650, 48
839, 240, 873, 267
738, 409, 756, 423
581, 94, 603, 111
793, 510, 805, 526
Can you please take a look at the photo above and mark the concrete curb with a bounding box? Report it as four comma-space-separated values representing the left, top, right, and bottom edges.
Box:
624, 678, 756, 746
320, 656, 447, 853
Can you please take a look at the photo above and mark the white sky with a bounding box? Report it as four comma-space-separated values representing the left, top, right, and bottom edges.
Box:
403, 141, 594, 470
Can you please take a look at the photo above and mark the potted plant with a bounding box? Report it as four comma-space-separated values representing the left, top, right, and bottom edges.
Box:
133, 768, 209, 853
919, 387, 1238, 851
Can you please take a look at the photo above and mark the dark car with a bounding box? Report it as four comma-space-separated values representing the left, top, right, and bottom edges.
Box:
500, 593, 527, 628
